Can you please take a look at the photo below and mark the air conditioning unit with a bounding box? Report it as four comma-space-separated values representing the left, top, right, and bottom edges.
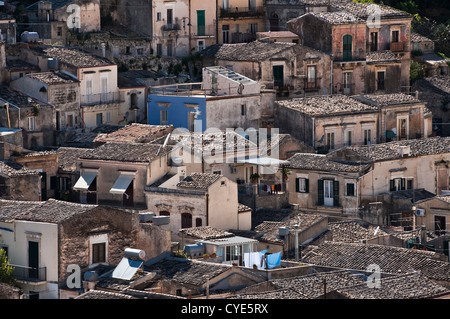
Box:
414, 208, 425, 216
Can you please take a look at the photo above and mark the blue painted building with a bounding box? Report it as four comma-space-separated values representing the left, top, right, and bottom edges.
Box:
147, 94, 206, 132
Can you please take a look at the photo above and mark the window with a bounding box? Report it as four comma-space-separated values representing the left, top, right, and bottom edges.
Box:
345, 130, 353, 146
370, 32, 378, 51
57, 27, 62, 37
222, 25, 230, 43
397, 117, 408, 140
296, 178, 309, 193
92, 242, 106, 264
407, 178, 414, 190
96, 113, 103, 126
197, 10, 205, 36
249, 23, 258, 34
197, 40, 205, 52
167, 9, 173, 25
343, 35, 352, 61
241, 104, 246, 116
343, 72, 352, 94
196, 218, 202, 227
156, 12, 161, 21
326, 132, 335, 150
160, 110, 168, 125
434, 216, 446, 235
307, 65, 317, 89
391, 30, 399, 43
346, 183, 355, 196
390, 178, 406, 191
181, 213, 192, 229
364, 129, 372, 145
156, 43, 162, 56
28, 117, 36, 131
377, 71, 385, 91
167, 40, 173, 56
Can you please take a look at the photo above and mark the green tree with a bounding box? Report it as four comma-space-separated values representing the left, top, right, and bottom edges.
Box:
0, 249, 16, 286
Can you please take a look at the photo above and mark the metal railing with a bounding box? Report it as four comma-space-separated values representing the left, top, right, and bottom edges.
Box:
12, 264, 47, 282
232, 32, 257, 43
161, 23, 181, 32
220, 6, 264, 18
80, 92, 122, 106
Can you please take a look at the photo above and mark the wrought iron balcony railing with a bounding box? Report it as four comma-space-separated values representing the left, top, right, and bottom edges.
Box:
12, 264, 47, 282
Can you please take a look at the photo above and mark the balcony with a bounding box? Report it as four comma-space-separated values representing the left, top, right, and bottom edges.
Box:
81, 92, 122, 106
220, 6, 264, 19
12, 264, 47, 282
191, 25, 216, 38
232, 32, 257, 43
390, 41, 405, 52
161, 23, 181, 32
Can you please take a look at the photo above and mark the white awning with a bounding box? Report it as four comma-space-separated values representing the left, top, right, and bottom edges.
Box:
110, 174, 134, 195
235, 156, 289, 166
73, 170, 97, 191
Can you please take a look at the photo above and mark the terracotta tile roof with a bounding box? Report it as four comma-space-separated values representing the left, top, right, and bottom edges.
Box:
302, 241, 450, 281
93, 124, 173, 144
32, 46, 113, 68
338, 137, 450, 162
255, 212, 326, 244
287, 153, 371, 173
355, 93, 421, 106
57, 147, 95, 172
179, 226, 234, 240
26, 71, 79, 85
366, 50, 401, 63
333, 273, 449, 299
75, 290, 137, 300
144, 257, 231, 287
306, 11, 364, 25
0, 161, 40, 177
330, 0, 411, 19
277, 95, 378, 116
79, 142, 172, 163
177, 173, 222, 189
201, 40, 297, 62
0, 198, 98, 224
329, 220, 388, 243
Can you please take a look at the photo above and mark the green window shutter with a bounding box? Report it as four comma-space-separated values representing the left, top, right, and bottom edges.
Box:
343, 35, 352, 61
317, 179, 324, 205
333, 180, 340, 207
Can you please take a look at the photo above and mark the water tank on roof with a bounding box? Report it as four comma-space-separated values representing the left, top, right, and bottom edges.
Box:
183, 243, 205, 258
152, 215, 170, 226
124, 248, 146, 260
21, 31, 39, 43
139, 212, 155, 223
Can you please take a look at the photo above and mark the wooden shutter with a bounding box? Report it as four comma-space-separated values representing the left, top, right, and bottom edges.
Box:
304, 179, 309, 193
333, 180, 340, 207
317, 179, 324, 205
296, 178, 300, 193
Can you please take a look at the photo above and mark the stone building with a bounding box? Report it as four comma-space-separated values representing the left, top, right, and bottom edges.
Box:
286, 153, 371, 216
24, 0, 101, 43
286, 1, 412, 94
275, 93, 432, 152
145, 173, 247, 240
0, 198, 171, 299
0, 160, 41, 201
73, 142, 172, 208
10, 71, 81, 133
20, 45, 137, 129
201, 40, 331, 95
0, 86, 56, 149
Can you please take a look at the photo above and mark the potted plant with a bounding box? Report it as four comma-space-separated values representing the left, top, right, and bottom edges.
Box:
250, 173, 260, 183
282, 168, 291, 181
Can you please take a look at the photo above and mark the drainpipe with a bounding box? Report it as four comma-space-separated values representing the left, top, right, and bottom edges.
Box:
330, 56, 333, 96
205, 193, 209, 226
